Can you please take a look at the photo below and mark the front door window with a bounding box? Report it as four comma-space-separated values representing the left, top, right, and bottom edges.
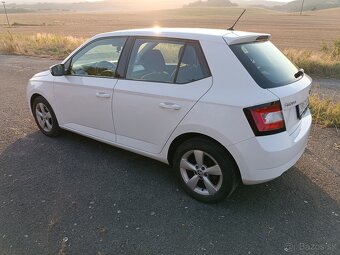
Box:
70, 37, 127, 78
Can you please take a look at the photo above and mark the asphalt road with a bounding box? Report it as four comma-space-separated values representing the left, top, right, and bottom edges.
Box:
0, 55, 339, 255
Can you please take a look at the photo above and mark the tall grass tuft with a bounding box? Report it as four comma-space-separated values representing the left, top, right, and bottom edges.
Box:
0, 32, 85, 59
309, 93, 340, 128
284, 39, 340, 79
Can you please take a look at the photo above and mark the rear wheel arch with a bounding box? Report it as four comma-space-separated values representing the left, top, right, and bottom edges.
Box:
171, 134, 241, 202
167, 133, 241, 179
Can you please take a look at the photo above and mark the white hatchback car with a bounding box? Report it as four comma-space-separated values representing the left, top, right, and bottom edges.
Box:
27, 28, 312, 202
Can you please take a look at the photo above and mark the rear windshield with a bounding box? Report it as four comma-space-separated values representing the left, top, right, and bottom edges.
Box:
230, 41, 300, 89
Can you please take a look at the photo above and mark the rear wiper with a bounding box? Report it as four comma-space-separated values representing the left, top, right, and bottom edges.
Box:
294, 68, 304, 79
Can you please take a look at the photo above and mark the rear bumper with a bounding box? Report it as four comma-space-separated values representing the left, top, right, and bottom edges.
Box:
228, 110, 312, 185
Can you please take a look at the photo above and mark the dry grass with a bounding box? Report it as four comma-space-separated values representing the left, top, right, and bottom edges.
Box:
58, 237, 68, 255
1, 30, 339, 79
0, 32, 84, 59
309, 93, 340, 128
48, 215, 59, 231
284, 39, 340, 79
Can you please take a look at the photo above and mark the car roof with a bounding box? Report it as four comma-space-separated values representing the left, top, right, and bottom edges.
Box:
93, 28, 270, 44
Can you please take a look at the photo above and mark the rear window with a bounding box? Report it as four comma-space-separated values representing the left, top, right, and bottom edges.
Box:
230, 41, 300, 89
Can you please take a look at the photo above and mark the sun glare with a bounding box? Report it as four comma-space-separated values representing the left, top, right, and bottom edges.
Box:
152, 25, 162, 34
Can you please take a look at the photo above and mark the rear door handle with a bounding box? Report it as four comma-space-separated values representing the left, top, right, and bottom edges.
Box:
159, 102, 181, 110
96, 92, 111, 98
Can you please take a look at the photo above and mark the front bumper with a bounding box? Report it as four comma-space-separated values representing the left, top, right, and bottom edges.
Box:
227, 110, 312, 185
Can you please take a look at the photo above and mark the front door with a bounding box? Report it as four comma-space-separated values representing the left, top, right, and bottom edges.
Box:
54, 37, 127, 142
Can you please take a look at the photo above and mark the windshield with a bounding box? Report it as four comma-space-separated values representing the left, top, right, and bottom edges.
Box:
230, 41, 300, 89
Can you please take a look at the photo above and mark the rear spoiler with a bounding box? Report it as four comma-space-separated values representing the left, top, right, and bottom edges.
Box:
223, 31, 271, 45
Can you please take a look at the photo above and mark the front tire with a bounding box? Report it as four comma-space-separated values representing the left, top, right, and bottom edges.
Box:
32, 96, 61, 137
173, 138, 239, 203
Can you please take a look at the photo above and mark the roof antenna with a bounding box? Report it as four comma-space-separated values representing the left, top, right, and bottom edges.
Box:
228, 9, 246, 31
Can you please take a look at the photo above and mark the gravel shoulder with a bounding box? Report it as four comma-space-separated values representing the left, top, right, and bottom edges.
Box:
313, 78, 340, 101
0, 55, 339, 255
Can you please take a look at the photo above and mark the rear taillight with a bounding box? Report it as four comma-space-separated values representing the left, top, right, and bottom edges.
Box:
244, 101, 286, 136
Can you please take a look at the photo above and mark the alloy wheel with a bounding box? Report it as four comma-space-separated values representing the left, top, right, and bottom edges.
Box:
35, 102, 53, 132
180, 150, 223, 196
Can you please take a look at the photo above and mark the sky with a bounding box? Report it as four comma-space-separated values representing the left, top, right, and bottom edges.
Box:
5, 0, 294, 3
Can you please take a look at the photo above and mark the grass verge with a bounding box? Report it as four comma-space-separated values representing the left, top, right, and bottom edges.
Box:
309, 93, 340, 128
0, 32, 339, 77
0, 32, 85, 59
284, 39, 340, 79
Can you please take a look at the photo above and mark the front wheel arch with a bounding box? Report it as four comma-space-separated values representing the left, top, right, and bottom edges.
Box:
31, 95, 61, 137
30, 93, 44, 113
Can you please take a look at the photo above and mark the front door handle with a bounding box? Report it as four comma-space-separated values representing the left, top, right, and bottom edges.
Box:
96, 92, 111, 98
159, 102, 181, 110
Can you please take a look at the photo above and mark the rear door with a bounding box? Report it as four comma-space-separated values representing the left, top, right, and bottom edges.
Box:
113, 37, 212, 154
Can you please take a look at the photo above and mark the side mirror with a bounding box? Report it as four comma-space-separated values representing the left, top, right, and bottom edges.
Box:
50, 64, 65, 76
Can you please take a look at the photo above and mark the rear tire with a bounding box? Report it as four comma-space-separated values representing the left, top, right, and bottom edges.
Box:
173, 138, 238, 203
32, 96, 61, 137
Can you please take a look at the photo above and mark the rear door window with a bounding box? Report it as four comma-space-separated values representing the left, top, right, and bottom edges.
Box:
126, 38, 211, 84
230, 41, 300, 88
176, 44, 206, 84
126, 39, 184, 83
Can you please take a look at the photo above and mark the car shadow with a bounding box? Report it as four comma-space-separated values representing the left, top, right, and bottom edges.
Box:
0, 131, 339, 255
